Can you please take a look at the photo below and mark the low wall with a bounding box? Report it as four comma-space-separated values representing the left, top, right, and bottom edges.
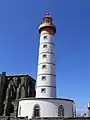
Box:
0, 116, 28, 120
0, 117, 90, 120
32, 117, 90, 120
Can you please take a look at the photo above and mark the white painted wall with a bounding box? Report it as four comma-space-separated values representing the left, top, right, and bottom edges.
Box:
18, 99, 74, 119
36, 87, 56, 98
36, 33, 56, 98
39, 43, 55, 54
38, 53, 55, 64
37, 75, 56, 86
40, 34, 54, 45
37, 63, 56, 75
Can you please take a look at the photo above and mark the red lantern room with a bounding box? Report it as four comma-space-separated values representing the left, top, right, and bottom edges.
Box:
39, 13, 56, 35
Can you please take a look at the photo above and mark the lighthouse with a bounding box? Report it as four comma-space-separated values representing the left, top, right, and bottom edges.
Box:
36, 13, 56, 98
18, 13, 75, 119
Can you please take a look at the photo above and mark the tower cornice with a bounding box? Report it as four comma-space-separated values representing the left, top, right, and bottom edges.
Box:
39, 23, 56, 35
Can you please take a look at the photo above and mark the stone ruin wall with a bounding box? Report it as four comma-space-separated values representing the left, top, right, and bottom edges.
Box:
0, 72, 36, 117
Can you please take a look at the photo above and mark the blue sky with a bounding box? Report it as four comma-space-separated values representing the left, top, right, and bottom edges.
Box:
0, 0, 90, 113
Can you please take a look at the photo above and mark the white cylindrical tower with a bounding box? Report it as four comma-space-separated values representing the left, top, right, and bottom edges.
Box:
88, 102, 90, 117
36, 13, 56, 98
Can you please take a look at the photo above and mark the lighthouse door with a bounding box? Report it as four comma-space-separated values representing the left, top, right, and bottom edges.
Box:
33, 105, 40, 117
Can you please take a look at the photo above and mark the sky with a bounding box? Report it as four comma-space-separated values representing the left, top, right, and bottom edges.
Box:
0, 0, 90, 113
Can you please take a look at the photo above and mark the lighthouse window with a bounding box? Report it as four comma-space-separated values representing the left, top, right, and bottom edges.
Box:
43, 44, 47, 48
41, 88, 46, 93
33, 104, 40, 117
42, 76, 46, 80
43, 18, 52, 23
43, 35, 47, 39
42, 54, 47, 58
58, 105, 64, 117
42, 65, 46, 69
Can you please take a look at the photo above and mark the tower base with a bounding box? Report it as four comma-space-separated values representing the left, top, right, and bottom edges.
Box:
18, 98, 75, 119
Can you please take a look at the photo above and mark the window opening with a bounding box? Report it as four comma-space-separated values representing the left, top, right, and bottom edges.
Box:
42, 54, 47, 58
43, 44, 47, 48
33, 105, 40, 117
58, 105, 64, 117
42, 65, 46, 69
43, 35, 47, 39
41, 88, 46, 93
42, 76, 46, 80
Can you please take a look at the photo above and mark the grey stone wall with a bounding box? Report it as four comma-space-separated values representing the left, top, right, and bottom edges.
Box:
0, 117, 90, 120
0, 72, 36, 117
0, 116, 28, 120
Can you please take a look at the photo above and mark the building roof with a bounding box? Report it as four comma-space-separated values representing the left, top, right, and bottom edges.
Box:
19, 97, 75, 103
7, 74, 36, 81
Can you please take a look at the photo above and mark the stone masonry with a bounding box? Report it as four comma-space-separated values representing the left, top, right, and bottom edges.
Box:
0, 72, 36, 117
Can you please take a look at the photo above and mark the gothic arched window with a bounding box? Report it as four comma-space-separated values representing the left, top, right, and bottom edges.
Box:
33, 104, 40, 117
58, 105, 64, 117
27, 80, 31, 97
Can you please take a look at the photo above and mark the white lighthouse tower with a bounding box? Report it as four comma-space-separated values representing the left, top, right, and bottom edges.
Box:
18, 13, 76, 119
36, 13, 56, 98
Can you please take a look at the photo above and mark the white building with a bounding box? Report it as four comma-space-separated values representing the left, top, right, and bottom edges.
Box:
18, 13, 76, 119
